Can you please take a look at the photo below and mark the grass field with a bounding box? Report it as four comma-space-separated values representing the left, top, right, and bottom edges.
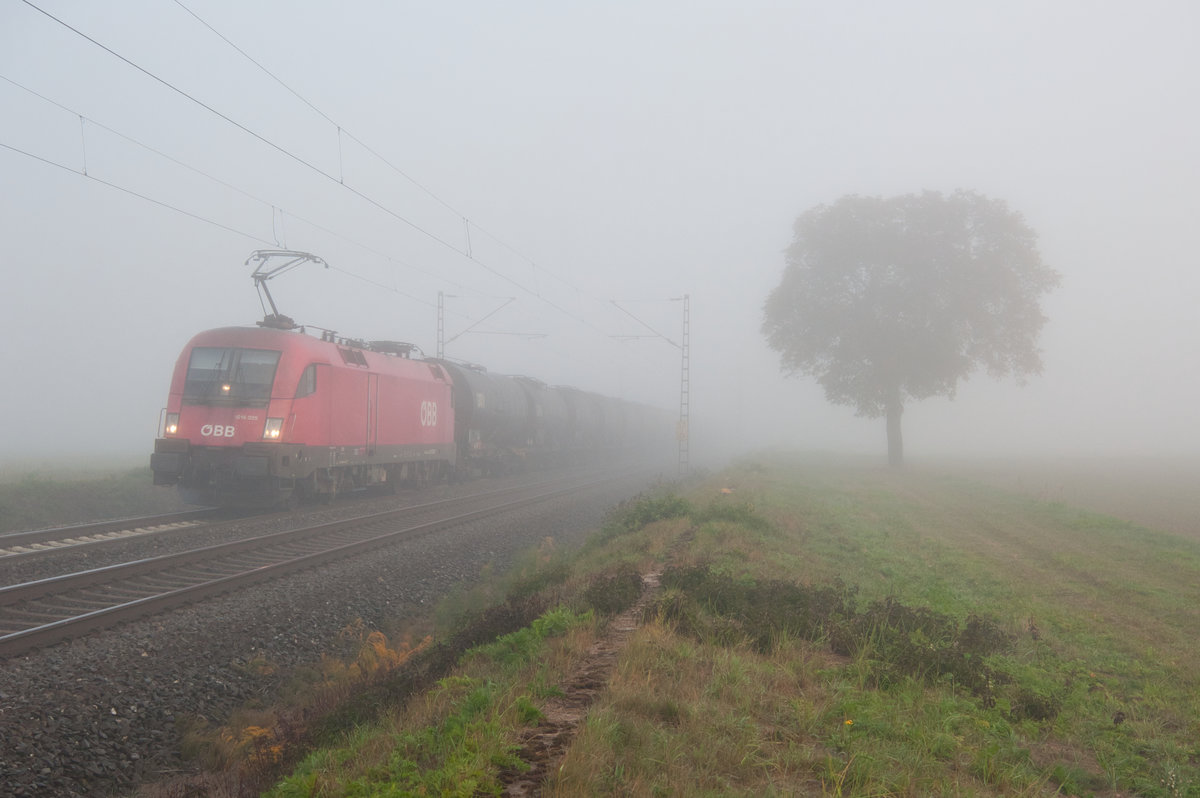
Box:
149, 453, 1200, 796
916, 454, 1200, 541
0, 465, 188, 534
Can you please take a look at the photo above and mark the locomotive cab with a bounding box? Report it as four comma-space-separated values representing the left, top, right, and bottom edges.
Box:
152, 338, 299, 504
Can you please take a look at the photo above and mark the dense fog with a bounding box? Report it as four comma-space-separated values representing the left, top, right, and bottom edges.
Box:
2, 2, 1197, 467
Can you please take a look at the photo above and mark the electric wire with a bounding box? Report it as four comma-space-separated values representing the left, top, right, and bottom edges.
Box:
0, 140, 274, 245
0, 73, 484, 312
3, 134, 569, 348
609, 302, 680, 348
171, 0, 604, 305
19, 0, 467, 254
3, 135, 490, 337
22, 0, 618, 339
4, 130, 447, 313
445, 297, 517, 345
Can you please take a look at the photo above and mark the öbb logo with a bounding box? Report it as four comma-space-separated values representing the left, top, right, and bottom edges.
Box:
201, 424, 237, 438
419, 401, 438, 427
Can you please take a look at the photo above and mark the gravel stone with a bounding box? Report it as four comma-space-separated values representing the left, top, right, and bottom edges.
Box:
0, 469, 666, 797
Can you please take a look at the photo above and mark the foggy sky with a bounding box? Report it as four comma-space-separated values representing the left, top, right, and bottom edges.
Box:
1, 1, 1198, 466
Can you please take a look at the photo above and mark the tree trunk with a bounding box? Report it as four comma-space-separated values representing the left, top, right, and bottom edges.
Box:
886, 394, 904, 467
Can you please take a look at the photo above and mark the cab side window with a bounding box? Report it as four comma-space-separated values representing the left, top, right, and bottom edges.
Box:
295, 364, 317, 398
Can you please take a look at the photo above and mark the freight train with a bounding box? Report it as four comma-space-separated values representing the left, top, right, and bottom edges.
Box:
150, 322, 672, 507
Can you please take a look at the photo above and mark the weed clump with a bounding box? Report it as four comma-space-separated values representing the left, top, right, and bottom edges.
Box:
1008, 685, 1062, 721
657, 564, 1039, 717
445, 594, 553, 655
507, 561, 571, 601
693, 499, 771, 532
829, 598, 1013, 703
306, 594, 550, 748
658, 564, 856, 651
581, 566, 644, 617
593, 492, 692, 545
654, 590, 749, 649
468, 605, 592, 671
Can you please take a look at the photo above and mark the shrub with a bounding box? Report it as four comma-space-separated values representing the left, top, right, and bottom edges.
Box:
658, 565, 1028, 712
830, 598, 1013, 701
581, 566, 644, 617
598, 493, 693, 541
658, 564, 857, 652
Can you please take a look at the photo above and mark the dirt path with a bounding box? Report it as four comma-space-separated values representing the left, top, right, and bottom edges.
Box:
500, 568, 665, 796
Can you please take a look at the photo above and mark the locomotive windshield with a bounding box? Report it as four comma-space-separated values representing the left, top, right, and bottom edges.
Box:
183, 347, 281, 407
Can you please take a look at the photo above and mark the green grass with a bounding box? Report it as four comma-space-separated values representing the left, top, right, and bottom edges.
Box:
686, 454, 1200, 796
264, 607, 594, 798
564, 456, 1200, 795
175, 455, 1200, 796
0, 466, 188, 533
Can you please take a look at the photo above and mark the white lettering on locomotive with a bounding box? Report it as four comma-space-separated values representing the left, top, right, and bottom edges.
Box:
419, 400, 438, 427
200, 424, 237, 438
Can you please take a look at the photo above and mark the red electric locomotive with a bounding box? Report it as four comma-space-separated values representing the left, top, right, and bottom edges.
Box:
150, 325, 456, 507
152, 253, 677, 506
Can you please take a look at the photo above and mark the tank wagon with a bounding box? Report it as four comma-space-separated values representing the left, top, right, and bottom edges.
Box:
151, 324, 672, 506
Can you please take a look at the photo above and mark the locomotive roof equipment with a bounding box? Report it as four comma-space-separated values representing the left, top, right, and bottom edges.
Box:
247, 249, 328, 331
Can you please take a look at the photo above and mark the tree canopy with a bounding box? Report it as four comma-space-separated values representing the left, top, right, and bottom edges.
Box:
762, 190, 1060, 465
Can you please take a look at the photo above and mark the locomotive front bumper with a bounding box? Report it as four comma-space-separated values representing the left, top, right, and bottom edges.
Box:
151, 439, 316, 503
152, 439, 313, 476
151, 438, 191, 484
152, 436, 316, 484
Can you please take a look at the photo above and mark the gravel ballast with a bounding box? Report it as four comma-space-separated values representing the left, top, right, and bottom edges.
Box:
0, 470, 665, 797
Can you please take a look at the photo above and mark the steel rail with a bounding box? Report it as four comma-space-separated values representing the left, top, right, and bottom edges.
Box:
0, 472, 617, 658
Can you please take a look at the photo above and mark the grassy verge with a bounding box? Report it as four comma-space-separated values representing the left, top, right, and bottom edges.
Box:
0, 466, 188, 533
165, 453, 1200, 796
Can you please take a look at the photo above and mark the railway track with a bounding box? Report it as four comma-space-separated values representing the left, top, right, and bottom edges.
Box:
0, 509, 218, 560
0, 472, 616, 659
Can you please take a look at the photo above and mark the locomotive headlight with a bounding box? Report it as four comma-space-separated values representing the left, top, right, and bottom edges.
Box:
263, 417, 284, 440
165, 413, 180, 435
221, 384, 232, 394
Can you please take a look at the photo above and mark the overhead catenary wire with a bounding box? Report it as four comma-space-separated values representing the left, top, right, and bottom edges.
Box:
21, 0, 622, 341
3, 130, 460, 315
0, 73, 485, 313
609, 300, 681, 349
0, 139, 274, 246
444, 297, 518, 345
171, 0, 602, 306
19, 0, 463, 250
3, 133, 580, 368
